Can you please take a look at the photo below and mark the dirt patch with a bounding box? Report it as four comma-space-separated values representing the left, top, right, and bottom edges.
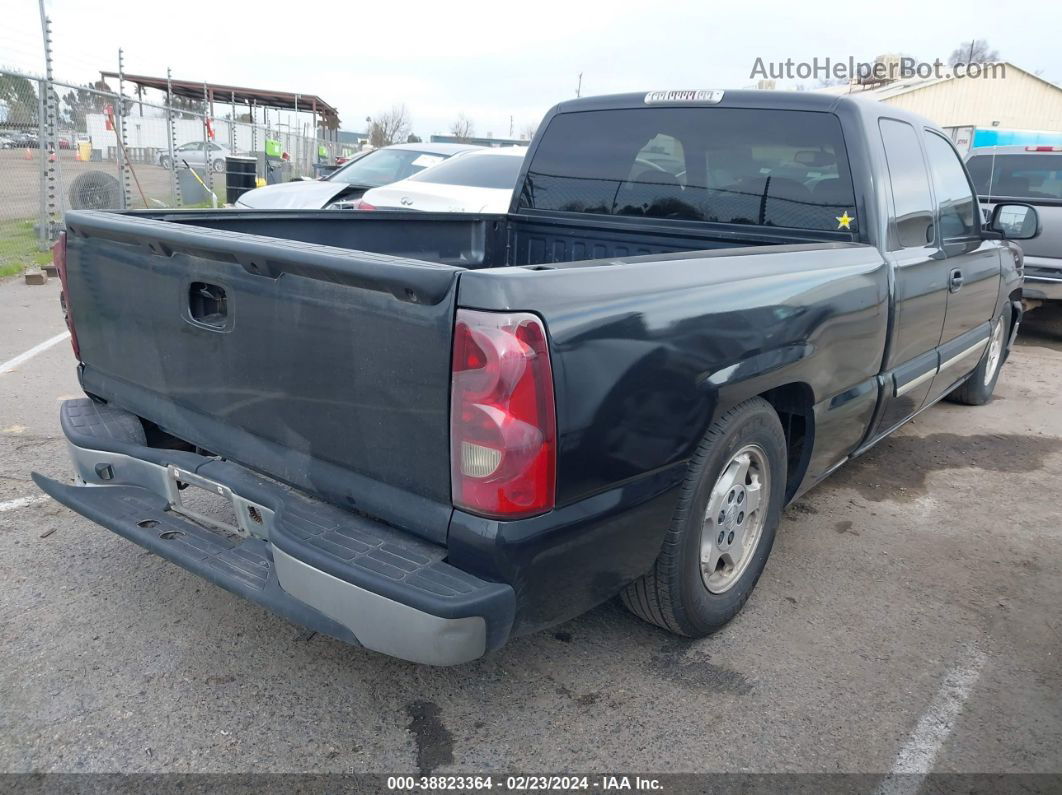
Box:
650, 640, 753, 695
575, 692, 601, 707
822, 433, 1062, 502
786, 502, 819, 517
834, 520, 858, 536
406, 700, 454, 776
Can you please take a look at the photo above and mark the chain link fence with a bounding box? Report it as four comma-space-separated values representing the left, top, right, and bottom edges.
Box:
1, 67, 345, 273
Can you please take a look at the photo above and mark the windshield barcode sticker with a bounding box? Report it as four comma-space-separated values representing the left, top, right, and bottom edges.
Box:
411, 154, 445, 168
644, 90, 725, 104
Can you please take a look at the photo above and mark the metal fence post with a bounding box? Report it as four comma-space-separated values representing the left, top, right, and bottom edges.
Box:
202, 81, 215, 200
50, 81, 65, 226
38, 2, 60, 242
36, 79, 48, 252
230, 90, 237, 155
166, 68, 179, 206
117, 49, 130, 209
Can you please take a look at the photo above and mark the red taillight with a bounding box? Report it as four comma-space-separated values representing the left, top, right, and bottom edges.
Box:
52, 232, 80, 361
352, 199, 376, 210
1025, 146, 1062, 152
450, 309, 556, 519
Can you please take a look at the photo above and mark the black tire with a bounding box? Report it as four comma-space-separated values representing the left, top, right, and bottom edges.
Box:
945, 302, 1012, 406
620, 397, 787, 636
212, 159, 225, 174
159, 155, 172, 170
68, 171, 122, 210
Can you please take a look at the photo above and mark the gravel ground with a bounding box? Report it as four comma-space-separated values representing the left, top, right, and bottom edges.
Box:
0, 275, 1060, 780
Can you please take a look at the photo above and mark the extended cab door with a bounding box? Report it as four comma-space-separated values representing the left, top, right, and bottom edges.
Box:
921, 131, 1000, 402
872, 118, 950, 435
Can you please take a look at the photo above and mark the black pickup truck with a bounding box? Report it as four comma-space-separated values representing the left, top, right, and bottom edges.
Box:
35, 90, 1040, 665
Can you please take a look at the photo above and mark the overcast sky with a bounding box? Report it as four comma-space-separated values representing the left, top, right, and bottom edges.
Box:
3, 0, 1060, 138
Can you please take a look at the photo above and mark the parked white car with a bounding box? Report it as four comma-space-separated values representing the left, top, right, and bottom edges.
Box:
235, 142, 481, 209
159, 141, 231, 173
356, 147, 527, 213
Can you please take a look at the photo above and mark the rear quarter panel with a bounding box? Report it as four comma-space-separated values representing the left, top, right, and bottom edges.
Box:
457, 242, 890, 507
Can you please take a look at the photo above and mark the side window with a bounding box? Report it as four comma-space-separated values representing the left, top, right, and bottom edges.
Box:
879, 119, 934, 248
924, 133, 978, 238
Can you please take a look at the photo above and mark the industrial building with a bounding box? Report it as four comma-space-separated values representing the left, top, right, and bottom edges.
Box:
819, 62, 1062, 152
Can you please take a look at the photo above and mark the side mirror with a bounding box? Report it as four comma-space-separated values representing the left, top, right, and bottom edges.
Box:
988, 202, 1040, 240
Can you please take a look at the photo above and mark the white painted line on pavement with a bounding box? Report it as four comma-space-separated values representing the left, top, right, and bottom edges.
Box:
0, 331, 70, 376
875, 647, 988, 795
0, 495, 51, 513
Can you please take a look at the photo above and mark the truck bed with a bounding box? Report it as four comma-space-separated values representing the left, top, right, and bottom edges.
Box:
62, 207, 873, 547
140, 206, 846, 268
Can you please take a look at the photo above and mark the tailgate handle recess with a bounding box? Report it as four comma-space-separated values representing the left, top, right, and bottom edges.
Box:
188, 282, 228, 328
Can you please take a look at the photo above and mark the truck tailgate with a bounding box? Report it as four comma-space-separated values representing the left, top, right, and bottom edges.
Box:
63, 211, 460, 542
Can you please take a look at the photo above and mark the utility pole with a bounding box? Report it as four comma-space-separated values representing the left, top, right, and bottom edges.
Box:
576, 72, 583, 98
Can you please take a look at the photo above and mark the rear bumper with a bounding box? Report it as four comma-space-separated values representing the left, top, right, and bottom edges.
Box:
35, 399, 514, 665
1023, 277, 1062, 302
1023, 257, 1062, 301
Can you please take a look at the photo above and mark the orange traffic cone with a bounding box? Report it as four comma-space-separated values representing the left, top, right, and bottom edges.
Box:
74, 146, 81, 161
23, 147, 32, 160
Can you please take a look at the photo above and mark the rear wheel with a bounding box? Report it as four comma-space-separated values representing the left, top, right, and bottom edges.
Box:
621, 397, 787, 636
946, 302, 1011, 406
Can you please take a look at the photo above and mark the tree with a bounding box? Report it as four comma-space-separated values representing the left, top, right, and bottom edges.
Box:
519, 122, 537, 142
59, 82, 111, 129
949, 39, 999, 66
0, 73, 39, 127
168, 94, 208, 120
450, 113, 475, 142
406, 133, 422, 143
368, 104, 411, 148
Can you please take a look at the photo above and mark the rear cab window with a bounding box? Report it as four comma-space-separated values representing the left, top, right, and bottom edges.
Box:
518, 107, 858, 233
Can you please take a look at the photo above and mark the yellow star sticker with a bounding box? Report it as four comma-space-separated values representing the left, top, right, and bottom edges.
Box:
836, 211, 854, 230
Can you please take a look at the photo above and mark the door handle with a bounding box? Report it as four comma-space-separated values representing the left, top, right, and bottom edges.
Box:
949, 268, 964, 292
